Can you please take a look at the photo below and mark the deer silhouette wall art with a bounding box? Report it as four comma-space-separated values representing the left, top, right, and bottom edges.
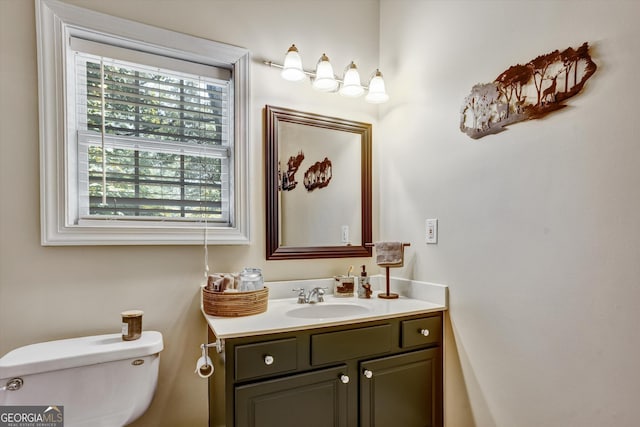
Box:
460, 42, 597, 139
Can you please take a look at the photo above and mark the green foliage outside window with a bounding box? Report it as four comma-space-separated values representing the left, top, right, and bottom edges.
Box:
83, 60, 226, 219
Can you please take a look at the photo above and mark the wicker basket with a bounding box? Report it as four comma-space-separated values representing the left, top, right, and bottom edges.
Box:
202, 286, 269, 317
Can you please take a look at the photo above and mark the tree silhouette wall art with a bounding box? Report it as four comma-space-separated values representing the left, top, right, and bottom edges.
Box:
460, 42, 597, 139
303, 157, 333, 192
279, 151, 305, 191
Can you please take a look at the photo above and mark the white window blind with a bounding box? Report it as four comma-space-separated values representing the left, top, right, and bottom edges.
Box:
72, 38, 233, 224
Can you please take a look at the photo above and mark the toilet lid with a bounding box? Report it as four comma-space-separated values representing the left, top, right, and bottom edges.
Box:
0, 331, 163, 379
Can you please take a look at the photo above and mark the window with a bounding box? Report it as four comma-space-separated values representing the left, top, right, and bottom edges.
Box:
73, 39, 232, 223
36, 0, 250, 245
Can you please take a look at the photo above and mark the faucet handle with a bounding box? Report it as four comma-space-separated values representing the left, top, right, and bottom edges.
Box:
314, 287, 327, 303
292, 288, 306, 304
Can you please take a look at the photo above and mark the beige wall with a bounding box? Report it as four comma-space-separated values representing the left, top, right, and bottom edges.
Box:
0, 1, 379, 426
378, 1, 640, 426
4, 1, 639, 426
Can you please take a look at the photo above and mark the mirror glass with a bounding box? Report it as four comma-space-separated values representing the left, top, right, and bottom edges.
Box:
265, 105, 372, 260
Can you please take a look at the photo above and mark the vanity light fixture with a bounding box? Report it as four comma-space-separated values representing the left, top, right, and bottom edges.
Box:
264, 44, 389, 103
340, 62, 365, 97
280, 44, 305, 81
312, 53, 339, 92
365, 69, 389, 104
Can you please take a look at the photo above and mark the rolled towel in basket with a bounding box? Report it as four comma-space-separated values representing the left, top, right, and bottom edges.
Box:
375, 242, 405, 267
206, 274, 223, 291
206, 273, 238, 292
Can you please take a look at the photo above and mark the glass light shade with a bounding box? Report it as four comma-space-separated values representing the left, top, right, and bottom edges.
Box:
365, 69, 389, 103
312, 54, 338, 92
339, 62, 364, 97
280, 44, 305, 81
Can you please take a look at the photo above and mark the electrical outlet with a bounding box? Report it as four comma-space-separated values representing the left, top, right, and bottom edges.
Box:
426, 219, 438, 244
341, 225, 350, 243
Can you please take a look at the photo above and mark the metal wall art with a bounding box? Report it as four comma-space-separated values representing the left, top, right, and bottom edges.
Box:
460, 42, 597, 139
279, 151, 305, 191
278, 152, 333, 192
303, 157, 333, 191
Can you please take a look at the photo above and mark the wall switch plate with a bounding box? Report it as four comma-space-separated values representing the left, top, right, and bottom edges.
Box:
426, 219, 438, 244
341, 225, 350, 243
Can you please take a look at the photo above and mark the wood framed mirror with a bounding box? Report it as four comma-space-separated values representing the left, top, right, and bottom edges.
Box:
265, 105, 372, 260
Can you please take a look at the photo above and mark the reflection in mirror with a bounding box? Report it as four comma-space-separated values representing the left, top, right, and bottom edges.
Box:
279, 122, 361, 246
265, 105, 372, 260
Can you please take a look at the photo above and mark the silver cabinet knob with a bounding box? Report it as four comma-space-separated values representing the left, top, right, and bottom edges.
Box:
340, 374, 350, 384
264, 355, 274, 365
420, 329, 430, 337
363, 369, 373, 379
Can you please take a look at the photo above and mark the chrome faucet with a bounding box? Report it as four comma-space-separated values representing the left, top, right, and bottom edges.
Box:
292, 287, 327, 304
308, 287, 326, 303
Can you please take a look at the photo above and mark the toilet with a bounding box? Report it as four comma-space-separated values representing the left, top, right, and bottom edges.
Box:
0, 331, 163, 427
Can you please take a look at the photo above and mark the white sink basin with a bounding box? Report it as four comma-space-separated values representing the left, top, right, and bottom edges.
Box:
286, 303, 371, 319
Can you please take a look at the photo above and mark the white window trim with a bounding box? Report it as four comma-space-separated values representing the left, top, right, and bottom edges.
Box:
35, 0, 250, 245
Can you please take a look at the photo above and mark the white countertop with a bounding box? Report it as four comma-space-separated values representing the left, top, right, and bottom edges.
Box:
202, 277, 448, 339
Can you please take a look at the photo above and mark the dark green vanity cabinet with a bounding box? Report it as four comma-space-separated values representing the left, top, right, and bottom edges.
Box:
235, 365, 349, 427
208, 311, 443, 427
360, 349, 440, 427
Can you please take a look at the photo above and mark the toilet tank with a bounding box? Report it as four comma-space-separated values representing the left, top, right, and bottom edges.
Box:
0, 331, 163, 427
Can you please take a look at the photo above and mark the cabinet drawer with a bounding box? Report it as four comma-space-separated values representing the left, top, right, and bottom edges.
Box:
235, 338, 297, 381
401, 316, 441, 348
311, 324, 392, 365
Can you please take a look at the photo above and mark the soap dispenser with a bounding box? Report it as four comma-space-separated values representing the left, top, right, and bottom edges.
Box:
358, 265, 371, 298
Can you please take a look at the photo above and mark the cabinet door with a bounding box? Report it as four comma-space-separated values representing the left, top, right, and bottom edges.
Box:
360, 348, 442, 427
235, 365, 349, 427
